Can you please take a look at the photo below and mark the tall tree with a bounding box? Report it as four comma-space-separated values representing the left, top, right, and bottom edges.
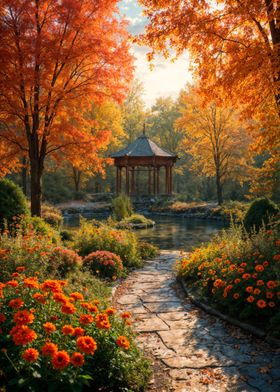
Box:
0, 0, 133, 216
178, 87, 251, 205
138, 1, 280, 119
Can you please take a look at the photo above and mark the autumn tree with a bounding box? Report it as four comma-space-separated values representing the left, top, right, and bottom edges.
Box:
0, 0, 133, 216
178, 87, 251, 205
139, 0, 280, 119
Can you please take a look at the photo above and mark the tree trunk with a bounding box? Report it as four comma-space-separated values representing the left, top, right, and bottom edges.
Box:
21, 156, 27, 196
30, 158, 42, 216
216, 174, 223, 205
72, 167, 82, 193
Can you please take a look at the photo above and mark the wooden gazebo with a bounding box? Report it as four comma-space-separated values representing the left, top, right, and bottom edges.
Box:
111, 133, 177, 196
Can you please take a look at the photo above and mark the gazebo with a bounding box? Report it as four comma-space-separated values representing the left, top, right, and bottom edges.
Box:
111, 133, 177, 196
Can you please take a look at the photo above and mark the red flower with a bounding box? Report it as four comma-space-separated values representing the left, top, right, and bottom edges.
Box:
71, 352, 85, 367
41, 342, 58, 357
76, 336, 97, 355
52, 350, 70, 370
116, 336, 130, 350
22, 348, 39, 362
43, 322, 56, 334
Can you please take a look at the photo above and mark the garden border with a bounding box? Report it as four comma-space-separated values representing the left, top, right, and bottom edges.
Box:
179, 278, 280, 348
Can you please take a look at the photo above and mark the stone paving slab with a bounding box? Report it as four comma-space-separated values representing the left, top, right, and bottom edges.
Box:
114, 251, 280, 391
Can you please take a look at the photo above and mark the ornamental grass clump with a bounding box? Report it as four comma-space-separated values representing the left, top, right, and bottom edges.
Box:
176, 224, 280, 337
83, 250, 124, 280
0, 269, 151, 391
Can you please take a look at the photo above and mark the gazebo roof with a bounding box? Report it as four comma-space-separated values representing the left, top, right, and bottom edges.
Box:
111, 134, 176, 158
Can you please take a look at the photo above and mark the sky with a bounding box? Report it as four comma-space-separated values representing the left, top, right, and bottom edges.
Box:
119, 0, 193, 108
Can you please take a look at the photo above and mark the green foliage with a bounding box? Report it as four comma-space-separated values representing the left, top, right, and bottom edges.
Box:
72, 220, 143, 269
112, 194, 133, 221
177, 224, 280, 336
25, 216, 61, 244
244, 197, 279, 233
41, 204, 63, 229
60, 229, 75, 242
0, 179, 29, 229
83, 250, 124, 280
117, 214, 155, 229
138, 241, 159, 260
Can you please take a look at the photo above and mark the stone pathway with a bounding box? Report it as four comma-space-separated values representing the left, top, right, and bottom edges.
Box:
114, 251, 280, 392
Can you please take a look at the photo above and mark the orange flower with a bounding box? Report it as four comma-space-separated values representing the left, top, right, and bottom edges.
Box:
245, 286, 253, 293
71, 352, 85, 367
52, 350, 70, 370
242, 273, 251, 280
41, 342, 58, 357
266, 291, 274, 299
252, 273, 258, 279
253, 288, 261, 295
125, 320, 132, 326
73, 327, 85, 337
41, 280, 63, 293
13, 310, 34, 325
87, 304, 98, 313
0, 314, 6, 323
43, 322, 56, 334
234, 279, 240, 284
70, 292, 84, 301
256, 299, 266, 308
95, 313, 111, 329
268, 301, 275, 307
213, 279, 224, 288
105, 308, 116, 316
233, 293, 240, 299
247, 296, 255, 303
10, 325, 37, 345
33, 293, 46, 304
263, 261, 269, 267
79, 314, 94, 325
9, 298, 24, 309
255, 265, 264, 272
53, 293, 68, 305
267, 281, 276, 289
275, 240, 280, 246
273, 254, 280, 261
6, 280, 18, 288
22, 348, 39, 362
76, 336, 97, 355
11, 272, 19, 278
237, 268, 244, 274
61, 303, 76, 315
257, 280, 264, 286
23, 277, 39, 289
240, 262, 247, 267
16, 266, 25, 272
116, 336, 130, 350
61, 325, 74, 335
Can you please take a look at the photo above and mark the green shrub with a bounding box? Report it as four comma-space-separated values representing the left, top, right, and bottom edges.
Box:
25, 216, 61, 244
60, 229, 75, 242
117, 213, 155, 229
138, 241, 159, 260
47, 247, 82, 278
112, 194, 133, 221
84, 250, 124, 280
244, 197, 279, 233
41, 204, 63, 229
0, 178, 29, 229
72, 221, 143, 269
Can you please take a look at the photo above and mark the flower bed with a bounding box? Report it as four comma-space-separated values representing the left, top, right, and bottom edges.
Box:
83, 250, 124, 280
0, 269, 150, 391
176, 225, 280, 338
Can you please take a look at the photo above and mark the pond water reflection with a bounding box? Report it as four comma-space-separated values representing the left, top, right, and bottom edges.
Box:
64, 213, 227, 251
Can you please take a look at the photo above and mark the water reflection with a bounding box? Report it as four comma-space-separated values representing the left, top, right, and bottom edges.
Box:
64, 213, 227, 251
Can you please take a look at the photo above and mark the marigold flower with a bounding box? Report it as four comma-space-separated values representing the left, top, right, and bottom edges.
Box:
263, 261, 269, 267
16, 266, 25, 272
6, 280, 18, 287
87, 304, 98, 313
255, 265, 264, 272
23, 277, 39, 289
116, 336, 130, 350
33, 293, 46, 304
79, 314, 94, 325
252, 273, 258, 279
257, 280, 264, 286
213, 279, 224, 288
240, 262, 247, 267
9, 298, 24, 309
61, 325, 74, 335
234, 279, 240, 284
70, 292, 84, 301
53, 293, 68, 305
76, 336, 97, 355
273, 254, 280, 261
10, 325, 37, 345
268, 301, 275, 307
41, 342, 58, 357
242, 273, 251, 280
229, 265, 236, 271
52, 350, 70, 370
266, 291, 274, 299
247, 296, 255, 303
71, 352, 85, 367
253, 288, 261, 295
41, 280, 63, 293
61, 302, 76, 315
257, 299, 266, 308
267, 281, 276, 289
237, 268, 244, 274
275, 240, 280, 246
95, 313, 111, 329
73, 327, 85, 337
105, 308, 116, 316
233, 293, 240, 299
22, 348, 39, 362
13, 310, 35, 325
246, 286, 253, 293
0, 314, 6, 323
11, 272, 20, 278
43, 322, 56, 334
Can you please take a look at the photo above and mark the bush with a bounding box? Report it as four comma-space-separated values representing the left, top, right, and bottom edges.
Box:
25, 216, 61, 244
244, 197, 279, 233
0, 270, 151, 391
177, 224, 280, 337
84, 250, 124, 280
112, 194, 133, 221
41, 204, 63, 229
117, 214, 155, 229
60, 229, 75, 242
138, 241, 159, 260
47, 247, 82, 278
0, 179, 29, 229
72, 221, 143, 269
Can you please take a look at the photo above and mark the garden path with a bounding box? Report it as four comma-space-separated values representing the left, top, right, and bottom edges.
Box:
113, 251, 280, 392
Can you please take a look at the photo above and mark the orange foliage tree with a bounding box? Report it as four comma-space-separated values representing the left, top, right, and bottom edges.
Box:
139, 0, 280, 117
178, 87, 251, 205
0, 0, 133, 216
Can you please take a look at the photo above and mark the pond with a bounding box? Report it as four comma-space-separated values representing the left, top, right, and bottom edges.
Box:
64, 213, 227, 251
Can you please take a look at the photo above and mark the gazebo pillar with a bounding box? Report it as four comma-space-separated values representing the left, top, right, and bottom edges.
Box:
116, 166, 121, 194
126, 166, 130, 195
153, 166, 156, 195
156, 167, 160, 195
131, 167, 136, 195
165, 166, 169, 194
